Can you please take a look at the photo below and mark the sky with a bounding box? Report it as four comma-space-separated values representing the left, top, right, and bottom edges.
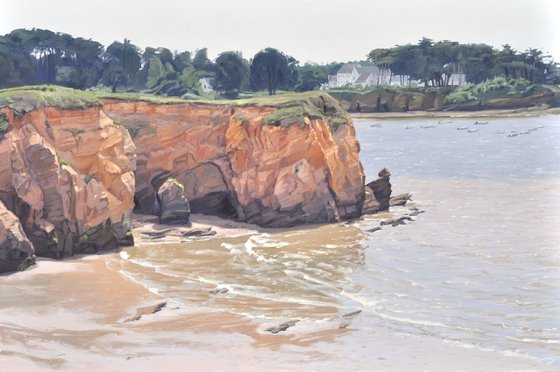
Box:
1, 0, 558, 63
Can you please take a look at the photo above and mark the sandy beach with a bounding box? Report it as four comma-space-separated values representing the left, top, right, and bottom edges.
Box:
2, 203, 559, 371
1, 250, 556, 371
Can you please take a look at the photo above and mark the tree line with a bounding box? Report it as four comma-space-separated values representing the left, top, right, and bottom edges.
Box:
0, 28, 338, 97
368, 37, 559, 87
0, 29, 558, 98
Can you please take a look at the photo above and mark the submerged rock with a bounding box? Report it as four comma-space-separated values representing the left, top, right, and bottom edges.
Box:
0, 200, 35, 273
380, 216, 414, 227
125, 301, 168, 322
389, 193, 412, 207
264, 320, 300, 334
157, 178, 191, 225
181, 227, 216, 237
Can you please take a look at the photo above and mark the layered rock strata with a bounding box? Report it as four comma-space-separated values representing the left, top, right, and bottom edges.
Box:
0, 91, 366, 272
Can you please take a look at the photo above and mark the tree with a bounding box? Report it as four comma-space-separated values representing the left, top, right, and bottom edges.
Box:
212, 51, 249, 98
295, 63, 330, 91
250, 48, 298, 95
0, 36, 34, 88
101, 39, 141, 92
192, 48, 214, 72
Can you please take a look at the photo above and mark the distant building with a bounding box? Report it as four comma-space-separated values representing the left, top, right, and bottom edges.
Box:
327, 63, 390, 89
199, 77, 214, 92
448, 73, 467, 86
327, 63, 468, 89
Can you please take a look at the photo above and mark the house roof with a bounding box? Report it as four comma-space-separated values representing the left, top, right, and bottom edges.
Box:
354, 74, 371, 84
336, 63, 359, 74
354, 66, 379, 83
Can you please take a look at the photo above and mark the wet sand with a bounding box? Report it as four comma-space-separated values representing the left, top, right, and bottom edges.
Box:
131, 213, 259, 245
1, 205, 558, 371
2, 114, 559, 370
1, 252, 556, 371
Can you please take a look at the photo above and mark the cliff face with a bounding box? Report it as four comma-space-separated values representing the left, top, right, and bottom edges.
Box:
102, 98, 364, 226
330, 89, 560, 113
0, 106, 136, 261
0, 90, 365, 272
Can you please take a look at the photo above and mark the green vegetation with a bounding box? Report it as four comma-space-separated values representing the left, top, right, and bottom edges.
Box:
259, 92, 349, 131
0, 85, 351, 132
250, 48, 298, 95
166, 177, 185, 191
445, 77, 539, 104
0, 112, 9, 136
55, 150, 69, 166
77, 225, 100, 244
368, 38, 559, 87
0, 85, 101, 115
213, 51, 250, 98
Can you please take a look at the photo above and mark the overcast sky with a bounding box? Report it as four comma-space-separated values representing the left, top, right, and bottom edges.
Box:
1, 0, 558, 63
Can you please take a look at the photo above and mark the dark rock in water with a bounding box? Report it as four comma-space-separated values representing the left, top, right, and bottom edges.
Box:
378, 167, 391, 178
342, 310, 362, 318
181, 227, 216, 237
125, 301, 168, 322
264, 320, 299, 334
362, 187, 381, 215
0, 200, 36, 274
209, 288, 229, 294
157, 178, 191, 225
366, 227, 382, 233
339, 321, 351, 329
389, 193, 411, 207
407, 210, 426, 217
380, 216, 414, 227
366, 167, 392, 211
140, 229, 174, 239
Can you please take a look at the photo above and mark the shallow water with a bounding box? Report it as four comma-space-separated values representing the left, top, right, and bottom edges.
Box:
118, 115, 560, 365
1, 114, 559, 370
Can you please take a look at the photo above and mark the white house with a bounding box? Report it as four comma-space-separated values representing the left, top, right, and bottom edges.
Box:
199, 77, 214, 92
327, 64, 390, 89
448, 73, 467, 86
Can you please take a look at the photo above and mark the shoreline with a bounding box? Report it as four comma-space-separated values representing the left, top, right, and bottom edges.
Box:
1, 251, 556, 371
350, 106, 560, 119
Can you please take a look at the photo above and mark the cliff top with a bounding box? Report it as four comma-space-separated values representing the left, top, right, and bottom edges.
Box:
0, 86, 351, 130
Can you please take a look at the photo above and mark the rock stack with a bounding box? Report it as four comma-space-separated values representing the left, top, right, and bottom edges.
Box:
157, 178, 191, 225
367, 167, 392, 211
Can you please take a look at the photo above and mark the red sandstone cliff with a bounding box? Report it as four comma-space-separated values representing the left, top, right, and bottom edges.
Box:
102, 98, 364, 226
0, 91, 365, 273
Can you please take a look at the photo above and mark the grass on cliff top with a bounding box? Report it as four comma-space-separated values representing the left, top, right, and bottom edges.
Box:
0, 85, 102, 115
0, 86, 351, 130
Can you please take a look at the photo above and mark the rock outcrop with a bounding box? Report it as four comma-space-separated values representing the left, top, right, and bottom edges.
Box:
0, 89, 366, 272
157, 178, 191, 225
330, 89, 560, 113
0, 200, 35, 273
102, 94, 365, 227
366, 168, 392, 211
0, 105, 136, 261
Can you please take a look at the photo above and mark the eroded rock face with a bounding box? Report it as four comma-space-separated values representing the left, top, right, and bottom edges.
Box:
157, 178, 191, 225
102, 99, 365, 227
0, 92, 366, 271
0, 199, 35, 273
0, 106, 136, 260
